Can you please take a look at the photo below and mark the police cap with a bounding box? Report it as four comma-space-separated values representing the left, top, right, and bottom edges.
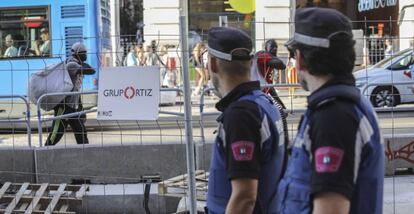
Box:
208, 27, 253, 61
286, 7, 353, 49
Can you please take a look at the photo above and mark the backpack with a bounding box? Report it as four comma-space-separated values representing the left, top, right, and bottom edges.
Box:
28, 61, 73, 111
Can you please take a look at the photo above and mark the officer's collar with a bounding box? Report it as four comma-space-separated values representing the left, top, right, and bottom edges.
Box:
215, 81, 260, 112
308, 76, 360, 110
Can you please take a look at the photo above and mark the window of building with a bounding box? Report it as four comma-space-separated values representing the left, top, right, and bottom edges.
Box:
189, 0, 255, 50
0, 7, 51, 59
100, 0, 112, 49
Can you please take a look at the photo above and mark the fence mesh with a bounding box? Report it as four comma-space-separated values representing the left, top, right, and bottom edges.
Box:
0, 16, 413, 213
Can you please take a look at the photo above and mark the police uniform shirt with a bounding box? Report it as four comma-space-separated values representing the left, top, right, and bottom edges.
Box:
307, 77, 359, 200
215, 81, 264, 179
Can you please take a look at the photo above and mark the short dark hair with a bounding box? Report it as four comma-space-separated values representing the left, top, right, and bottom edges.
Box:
293, 33, 356, 77
264, 39, 277, 50
216, 57, 251, 77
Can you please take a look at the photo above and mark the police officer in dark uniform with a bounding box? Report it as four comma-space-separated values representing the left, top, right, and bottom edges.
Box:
275, 8, 384, 214
206, 27, 286, 214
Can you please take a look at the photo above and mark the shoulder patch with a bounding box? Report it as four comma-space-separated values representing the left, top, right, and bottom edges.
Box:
315, 146, 344, 173
231, 141, 255, 161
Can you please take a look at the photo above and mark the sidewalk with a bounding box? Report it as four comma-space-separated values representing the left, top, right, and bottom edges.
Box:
384, 175, 414, 214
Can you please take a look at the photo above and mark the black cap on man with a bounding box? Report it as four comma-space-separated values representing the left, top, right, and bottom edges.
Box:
208, 26, 253, 62
207, 27, 253, 97
286, 7, 355, 79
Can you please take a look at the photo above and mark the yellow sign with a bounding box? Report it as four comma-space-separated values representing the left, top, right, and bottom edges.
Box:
229, 0, 255, 14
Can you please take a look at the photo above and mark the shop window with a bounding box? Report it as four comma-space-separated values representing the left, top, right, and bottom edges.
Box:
189, 0, 255, 44
0, 7, 51, 59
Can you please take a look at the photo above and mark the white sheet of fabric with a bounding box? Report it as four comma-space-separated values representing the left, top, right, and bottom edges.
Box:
28, 62, 73, 111
250, 54, 267, 85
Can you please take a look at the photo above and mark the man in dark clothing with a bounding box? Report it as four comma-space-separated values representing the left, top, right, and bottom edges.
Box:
45, 42, 96, 146
253, 39, 286, 107
206, 27, 286, 214
251, 39, 289, 158
275, 8, 384, 214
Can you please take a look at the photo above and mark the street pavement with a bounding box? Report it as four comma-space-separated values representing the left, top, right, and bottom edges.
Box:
384, 175, 414, 214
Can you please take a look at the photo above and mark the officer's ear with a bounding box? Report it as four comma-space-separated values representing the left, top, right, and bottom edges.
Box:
295, 49, 307, 72
208, 54, 218, 74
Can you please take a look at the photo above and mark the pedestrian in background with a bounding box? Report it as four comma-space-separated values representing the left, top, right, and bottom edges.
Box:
45, 42, 96, 146
384, 38, 394, 58
206, 26, 286, 214
201, 43, 209, 87
158, 45, 169, 84
135, 45, 145, 66
251, 38, 286, 106
125, 44, 140, 66
35, 28, 50, 56
192, 42, 206, 95
263, 39, 285, 84
275, 8, 384, 214
286, 51, 297, 98
144, 44, 158, 66
3, 34, 18, 57
250, 39, 289, 151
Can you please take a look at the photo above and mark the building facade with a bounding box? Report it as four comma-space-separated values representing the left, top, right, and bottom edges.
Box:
142, 0, 293, 54
143, 0, 413, 56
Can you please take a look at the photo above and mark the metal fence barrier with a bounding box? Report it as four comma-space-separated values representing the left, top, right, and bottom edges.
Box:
159, 88, 185, 117
35, 88, 186, 147
0, 13, 413, 213
0, 95, 31, 147
36, 90, 98, 147
27, 81, 414, 148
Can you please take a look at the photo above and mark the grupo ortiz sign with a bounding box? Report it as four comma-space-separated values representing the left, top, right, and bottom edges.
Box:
358, 0, 397, 12
97, 66, 160, 120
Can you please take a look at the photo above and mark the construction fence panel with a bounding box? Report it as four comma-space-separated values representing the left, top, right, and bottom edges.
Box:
0, 17, 413, 213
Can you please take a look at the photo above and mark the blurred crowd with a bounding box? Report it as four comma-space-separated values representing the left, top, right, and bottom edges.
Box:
122, 41, 177, 88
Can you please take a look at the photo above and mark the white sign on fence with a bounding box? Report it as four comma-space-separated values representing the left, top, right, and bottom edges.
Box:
97, 66, 160, 120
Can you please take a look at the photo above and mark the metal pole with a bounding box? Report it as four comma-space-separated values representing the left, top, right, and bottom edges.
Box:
33, 148, 38, 183
199, 87, 212, 144
37, 105, 43, 147
290, 0, 296, 37
179, 0, 197, 213
24, 97, 32, 147
219, 16, 228, 27
0, 95, 32, 147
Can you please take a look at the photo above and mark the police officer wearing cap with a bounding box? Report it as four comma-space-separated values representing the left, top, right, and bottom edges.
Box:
45, 42, 96, 146
206, 27, 286, 214
275, 8, 383, 214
